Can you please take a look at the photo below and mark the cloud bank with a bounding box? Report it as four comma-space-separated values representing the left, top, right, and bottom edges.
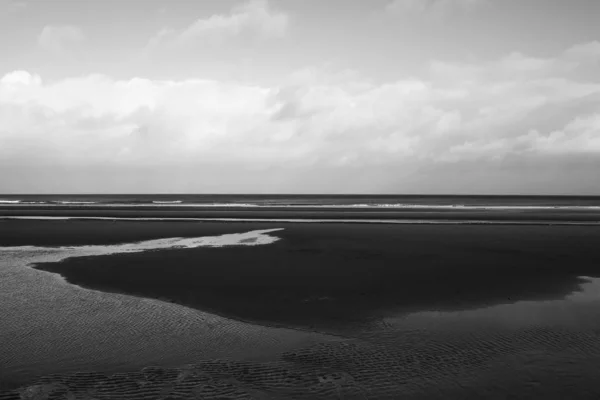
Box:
1, 41, 599, 193
148, 0, 288, 50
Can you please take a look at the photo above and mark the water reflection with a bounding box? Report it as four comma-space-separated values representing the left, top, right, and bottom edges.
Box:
389, 276, 600, 332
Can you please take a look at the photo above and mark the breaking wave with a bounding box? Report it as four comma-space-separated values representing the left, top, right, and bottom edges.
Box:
54, 201, 98, 205
1, 200, 600, 210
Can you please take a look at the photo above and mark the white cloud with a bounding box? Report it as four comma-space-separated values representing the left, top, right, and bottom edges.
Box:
0, 70, 42, 86
565, 41, 600, 61
38, 25, 85, 54
385, 0, 487, 17
149, 0, 288, 49
525, 114, 600, 154
1, 41, 599, 190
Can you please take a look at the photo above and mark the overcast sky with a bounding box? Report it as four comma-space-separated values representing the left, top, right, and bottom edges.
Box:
1, 0, 599, 194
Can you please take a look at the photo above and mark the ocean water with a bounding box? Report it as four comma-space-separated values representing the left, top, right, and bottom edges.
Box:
1, 194, 600, 208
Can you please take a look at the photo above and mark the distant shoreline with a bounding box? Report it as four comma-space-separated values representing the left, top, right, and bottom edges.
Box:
3, 215, 600, 226
2, 204, 600, 225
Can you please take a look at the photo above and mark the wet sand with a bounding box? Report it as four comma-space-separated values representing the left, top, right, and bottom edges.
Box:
0, 224, 334, 393
3, 203, 600, 223
3, 220, 600, 398
28, 222, 600, 333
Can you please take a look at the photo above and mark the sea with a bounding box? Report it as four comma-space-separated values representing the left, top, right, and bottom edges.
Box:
1, 193, 600, 209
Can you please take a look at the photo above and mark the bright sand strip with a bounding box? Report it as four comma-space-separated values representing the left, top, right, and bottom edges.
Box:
0, 228, 284, 258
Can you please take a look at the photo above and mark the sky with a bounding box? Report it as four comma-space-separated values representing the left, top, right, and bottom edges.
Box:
0, 0, 599, 194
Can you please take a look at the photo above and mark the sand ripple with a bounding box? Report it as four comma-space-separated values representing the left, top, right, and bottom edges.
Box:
3, 324, 600, 399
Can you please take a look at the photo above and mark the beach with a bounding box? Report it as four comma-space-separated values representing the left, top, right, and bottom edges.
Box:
2, 213, 600, 398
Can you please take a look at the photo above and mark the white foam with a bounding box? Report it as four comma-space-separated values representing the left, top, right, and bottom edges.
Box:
201, 203, 260, 207
2, 201, 599, 210
329, 204, 600, 210
55, 201, 97, 204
